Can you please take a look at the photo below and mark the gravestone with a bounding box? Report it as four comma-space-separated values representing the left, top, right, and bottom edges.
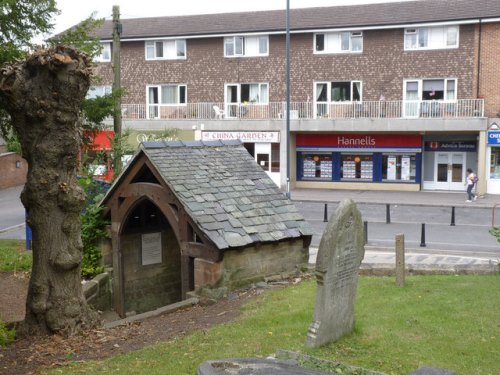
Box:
306, 199, 365, 348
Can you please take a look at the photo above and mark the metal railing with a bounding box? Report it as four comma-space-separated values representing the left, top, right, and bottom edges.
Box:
121, 99, 484, 120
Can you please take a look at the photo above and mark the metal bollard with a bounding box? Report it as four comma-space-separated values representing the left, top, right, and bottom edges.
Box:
450, 206, 455, 226
386, 204, 391, 224
420, 223, 426, 247
323, 203, 328, 223
364, 221, 368, 244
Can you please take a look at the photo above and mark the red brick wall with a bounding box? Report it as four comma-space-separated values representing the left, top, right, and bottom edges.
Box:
0, 153, 27, 189
478, 23, 500, 118
95, 24, 477, 105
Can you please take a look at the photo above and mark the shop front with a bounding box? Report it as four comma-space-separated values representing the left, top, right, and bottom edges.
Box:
486, 130, 500, 194
296, 133, 422, 191
421, 137, 477, 191
202, 131, 281, 186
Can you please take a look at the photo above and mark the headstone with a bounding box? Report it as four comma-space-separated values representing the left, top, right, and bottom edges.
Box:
395, 233, 405, 287
306, 199, 365, 348
197, 358, 329, 374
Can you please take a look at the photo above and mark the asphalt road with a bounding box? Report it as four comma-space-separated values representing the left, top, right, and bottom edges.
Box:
1, 185, 499, 262
296, 201, 500, 259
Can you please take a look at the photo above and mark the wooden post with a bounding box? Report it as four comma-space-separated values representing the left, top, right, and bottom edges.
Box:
395, 233, 405, 287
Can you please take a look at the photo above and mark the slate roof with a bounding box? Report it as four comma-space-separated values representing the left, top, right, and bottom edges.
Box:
137, 140, 313, 250
90, 0, 500, 40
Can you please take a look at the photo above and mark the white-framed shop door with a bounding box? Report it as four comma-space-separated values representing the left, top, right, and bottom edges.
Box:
434, 152, 466, 190
255, 143, 280, 187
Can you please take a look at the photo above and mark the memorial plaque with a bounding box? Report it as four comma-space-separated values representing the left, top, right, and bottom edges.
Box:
141, 232, 162, 265
306, 199, 365, 347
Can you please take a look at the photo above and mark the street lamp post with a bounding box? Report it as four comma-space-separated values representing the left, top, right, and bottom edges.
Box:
285, 0, 291, 198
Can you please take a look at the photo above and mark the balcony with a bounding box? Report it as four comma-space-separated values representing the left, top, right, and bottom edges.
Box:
121, 99, 484, 121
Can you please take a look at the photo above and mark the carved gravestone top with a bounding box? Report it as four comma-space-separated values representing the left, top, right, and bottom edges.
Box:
306, 199, 365, 348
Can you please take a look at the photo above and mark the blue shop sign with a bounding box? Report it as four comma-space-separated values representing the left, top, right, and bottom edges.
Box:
424, 141, 476, 152
488, 131, 500, 145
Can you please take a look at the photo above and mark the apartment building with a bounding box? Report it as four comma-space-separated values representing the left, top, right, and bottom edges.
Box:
89, 0, 500, 194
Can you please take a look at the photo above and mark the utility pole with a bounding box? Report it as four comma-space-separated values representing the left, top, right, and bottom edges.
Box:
112, 5, 122, 176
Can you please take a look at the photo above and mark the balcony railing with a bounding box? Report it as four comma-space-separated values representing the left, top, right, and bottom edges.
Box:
121, 99, 484, 121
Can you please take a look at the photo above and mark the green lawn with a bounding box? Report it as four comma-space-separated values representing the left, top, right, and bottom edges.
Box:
48, 274, 499, 375
0, 239, 31, 272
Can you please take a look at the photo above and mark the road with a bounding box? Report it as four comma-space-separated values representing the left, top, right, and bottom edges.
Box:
1, 185, 499, 262
295, 201, 500, 260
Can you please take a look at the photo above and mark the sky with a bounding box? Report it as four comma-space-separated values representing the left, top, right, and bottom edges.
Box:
47, 0, 410, 37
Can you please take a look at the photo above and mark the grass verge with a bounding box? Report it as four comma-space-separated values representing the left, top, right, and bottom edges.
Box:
0, 239, 31, 272
47, 274, 499, 375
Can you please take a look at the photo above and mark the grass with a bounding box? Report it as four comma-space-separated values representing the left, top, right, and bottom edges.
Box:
0, 239, 31, 272
46, 274, 499, 375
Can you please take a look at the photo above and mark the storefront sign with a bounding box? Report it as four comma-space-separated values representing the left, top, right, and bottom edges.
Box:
488, 131, 500, 145
202, 131, 280, 143
424, 141, 476, 152
296, 133, 421, 152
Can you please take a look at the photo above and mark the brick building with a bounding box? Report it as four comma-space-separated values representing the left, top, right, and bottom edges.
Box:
88, 0, 500, 194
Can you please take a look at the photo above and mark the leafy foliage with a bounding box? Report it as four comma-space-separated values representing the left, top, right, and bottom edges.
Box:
489, 226, 500, 242
48, 12, 104, 60
0, 320, 15, 347
0, 0, 58, 66
78, 177, 110, 279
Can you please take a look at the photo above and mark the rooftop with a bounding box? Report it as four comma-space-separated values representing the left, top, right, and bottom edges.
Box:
132, 140, 313, 249
89, 0, 500, 40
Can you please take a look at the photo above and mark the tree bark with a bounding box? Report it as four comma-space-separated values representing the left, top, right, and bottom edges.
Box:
0, 46, 99, 336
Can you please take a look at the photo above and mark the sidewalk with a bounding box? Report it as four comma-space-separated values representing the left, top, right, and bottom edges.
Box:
291, 188, 500, 208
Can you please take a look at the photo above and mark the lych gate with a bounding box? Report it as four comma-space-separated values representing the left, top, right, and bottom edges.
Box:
101, 140, 312, 318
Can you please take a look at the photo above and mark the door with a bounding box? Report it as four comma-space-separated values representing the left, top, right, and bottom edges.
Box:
225, 84, 239, 118
434, 152, 465, 190
255, 143, 280, 187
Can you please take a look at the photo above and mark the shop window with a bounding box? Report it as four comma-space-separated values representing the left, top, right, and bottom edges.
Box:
271, 143, 280, 173
341, 154, 373, 180
302, 154, 332, 179
490, 148, 500, 179
382, 154, 416, 181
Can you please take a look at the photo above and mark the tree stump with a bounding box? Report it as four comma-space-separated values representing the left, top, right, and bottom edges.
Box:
0, 46, 99, 336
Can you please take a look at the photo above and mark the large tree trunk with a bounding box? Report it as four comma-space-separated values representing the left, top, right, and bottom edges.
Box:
0, 46, 99, 336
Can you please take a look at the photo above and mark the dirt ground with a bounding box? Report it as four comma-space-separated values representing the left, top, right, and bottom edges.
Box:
0, 271, 268, 375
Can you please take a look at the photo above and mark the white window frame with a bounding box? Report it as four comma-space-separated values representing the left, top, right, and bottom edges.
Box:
87, 85, 112, 99
147, 84, 187, 105
314, 81, 363, 103
404, 25, 459, 50
145, 40, 186, 60
314, 31, 363, 54
96, 43, 111, 62
224, 35, 269, 57
403, 78, 457, 117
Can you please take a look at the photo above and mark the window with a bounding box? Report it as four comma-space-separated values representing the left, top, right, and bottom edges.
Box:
491, 148, 500, 179
87, 85, 112, 99
403, 78, 457, 117
404, 26, 458, 50
314, 31, 363, 53
145, 40, 186, 60
96, 43, 111, 62
225, 83, 268, 117
302, 154, 332, 179
224, 35, 268, 57
341, 154, 373, 180
147, 84, 187, 118
382, 154, 417, 181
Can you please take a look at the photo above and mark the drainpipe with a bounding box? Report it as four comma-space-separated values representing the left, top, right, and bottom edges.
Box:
476, 19, 482, 98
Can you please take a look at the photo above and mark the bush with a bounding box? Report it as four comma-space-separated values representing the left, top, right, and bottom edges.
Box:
79, 177, 110, 279
0, 320, 15, 346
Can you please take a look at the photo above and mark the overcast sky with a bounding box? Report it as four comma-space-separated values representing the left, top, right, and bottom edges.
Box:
47, 0, 410, 37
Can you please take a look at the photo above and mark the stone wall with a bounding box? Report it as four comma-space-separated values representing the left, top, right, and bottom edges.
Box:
0, 153, 27, 189
195, 239, 309, 291
120, 228, 182, 315
83, 272, 112, 312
